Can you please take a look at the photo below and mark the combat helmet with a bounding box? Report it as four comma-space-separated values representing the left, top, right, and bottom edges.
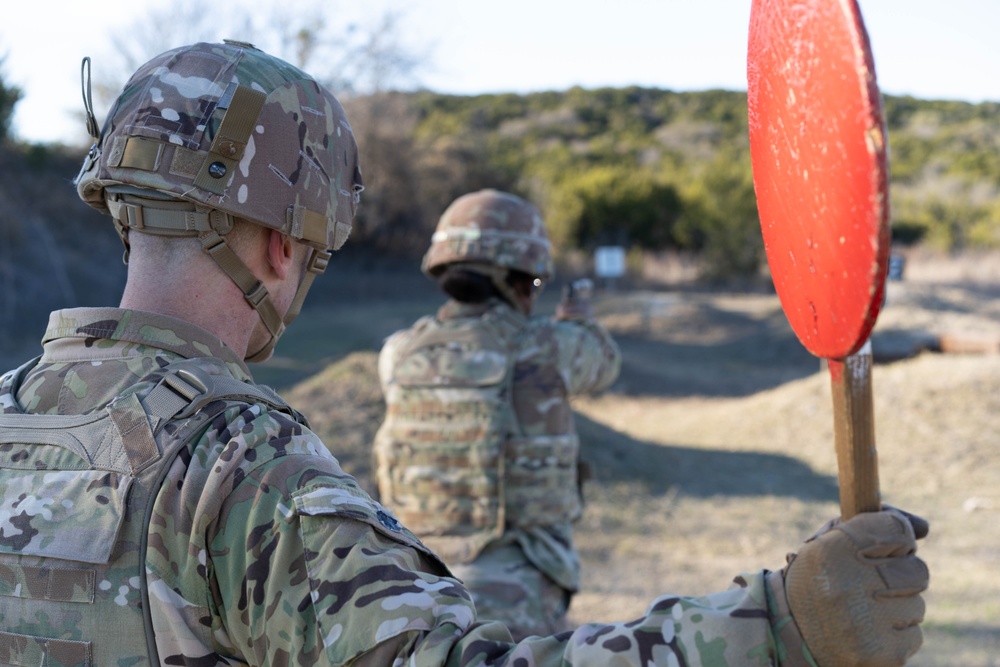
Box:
422, 189, 554, 282
75, 40, 363, 361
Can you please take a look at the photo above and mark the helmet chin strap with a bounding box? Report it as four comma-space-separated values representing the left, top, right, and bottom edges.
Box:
107, 191, 332, 363
243, 245, 330, 363
199, 229, 331, 363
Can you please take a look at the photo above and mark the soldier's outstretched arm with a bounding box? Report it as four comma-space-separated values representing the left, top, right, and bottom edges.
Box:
212, 454, 781, 666
548, 319, 621, 396
546, 279, 622, 395
358, 508, 927, 667
202, 432, 927, 666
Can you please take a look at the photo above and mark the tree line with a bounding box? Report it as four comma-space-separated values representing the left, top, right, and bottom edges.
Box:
343, 87, 999, 279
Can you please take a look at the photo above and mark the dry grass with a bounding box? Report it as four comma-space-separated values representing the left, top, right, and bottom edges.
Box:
569, 354, 1000, 666
565, 272, 1000, 666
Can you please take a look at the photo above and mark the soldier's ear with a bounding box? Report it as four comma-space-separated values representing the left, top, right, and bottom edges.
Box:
266, 230, 296, 281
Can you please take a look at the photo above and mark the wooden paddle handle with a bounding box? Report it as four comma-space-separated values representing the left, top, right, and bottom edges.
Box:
828, 340, 881, 519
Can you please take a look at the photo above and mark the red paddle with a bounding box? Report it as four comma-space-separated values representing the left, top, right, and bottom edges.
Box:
747, 0, 890, 519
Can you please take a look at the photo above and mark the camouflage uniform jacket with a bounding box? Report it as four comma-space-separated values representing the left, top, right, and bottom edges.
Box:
376, 298, 621, 592
1, 307, 800, 666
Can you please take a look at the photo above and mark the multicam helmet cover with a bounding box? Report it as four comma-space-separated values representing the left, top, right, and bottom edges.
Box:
422, 189, 554, 280
76, 40, 363, 251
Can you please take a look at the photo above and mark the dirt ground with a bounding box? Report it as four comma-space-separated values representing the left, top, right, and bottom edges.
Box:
266, 250, 1000, 666
567, 280, 1000, 667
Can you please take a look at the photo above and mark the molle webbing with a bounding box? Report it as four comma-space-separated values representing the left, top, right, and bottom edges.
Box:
374, 312, 514, 561
375, 306, 582, 563
386, 399, 500, 421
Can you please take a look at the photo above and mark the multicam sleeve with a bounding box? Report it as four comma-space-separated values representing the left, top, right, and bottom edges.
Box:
376, 570, 784, 666
501, 575, 780, 667
550, 318, 622, 396
208, 442, 474, 665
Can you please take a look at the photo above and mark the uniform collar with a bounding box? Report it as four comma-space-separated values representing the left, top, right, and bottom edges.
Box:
40, 307, 252, 380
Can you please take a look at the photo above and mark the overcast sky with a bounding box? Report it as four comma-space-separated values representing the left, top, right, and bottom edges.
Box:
2, 0, 997, 145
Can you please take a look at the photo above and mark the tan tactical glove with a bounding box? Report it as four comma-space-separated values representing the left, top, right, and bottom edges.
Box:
556, 278, 594, 320
769, 507, 929, 667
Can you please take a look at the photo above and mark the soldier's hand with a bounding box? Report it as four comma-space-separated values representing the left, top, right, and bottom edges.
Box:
556, 279, 594, 320
772, 507, 929, 667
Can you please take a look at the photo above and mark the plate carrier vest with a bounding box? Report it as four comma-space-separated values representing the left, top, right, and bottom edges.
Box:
0, 357, 307, 666
374, 305, 582, 564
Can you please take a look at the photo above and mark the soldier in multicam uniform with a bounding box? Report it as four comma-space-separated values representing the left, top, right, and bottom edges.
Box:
373, 189, 622, 639
0, 41, 928, 667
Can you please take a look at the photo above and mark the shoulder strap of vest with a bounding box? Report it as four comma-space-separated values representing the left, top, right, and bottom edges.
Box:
0, 356, 41, 413
494, 309, 528, 439
139, 359, 306, 429
1, 355, 299, 426
0, 358, 306, 476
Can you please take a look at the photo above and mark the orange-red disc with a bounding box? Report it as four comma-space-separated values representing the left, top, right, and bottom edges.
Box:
748, 0, 890, 359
